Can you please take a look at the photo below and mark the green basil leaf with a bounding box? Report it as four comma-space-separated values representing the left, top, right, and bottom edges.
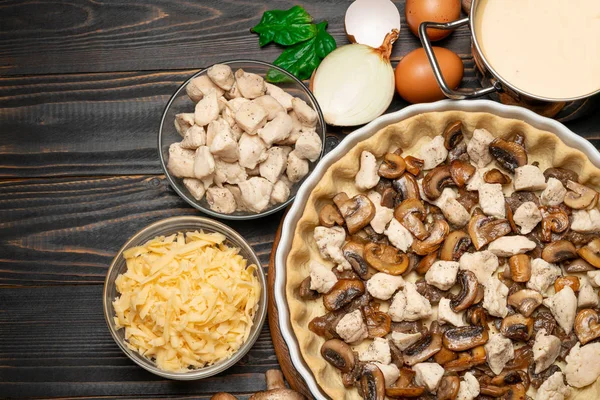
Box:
267, 21, 337, 83
251, 5, 317, 47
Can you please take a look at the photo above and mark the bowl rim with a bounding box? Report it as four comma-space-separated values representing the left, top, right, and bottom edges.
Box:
274, 99, 600, 399
102, 215, 268, 380
157, 59, 327, 220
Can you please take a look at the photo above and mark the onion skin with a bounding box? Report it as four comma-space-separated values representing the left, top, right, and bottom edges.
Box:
312, 31, 397, 127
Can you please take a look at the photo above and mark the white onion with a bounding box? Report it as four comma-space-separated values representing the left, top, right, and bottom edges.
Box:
312, 30, 398, 127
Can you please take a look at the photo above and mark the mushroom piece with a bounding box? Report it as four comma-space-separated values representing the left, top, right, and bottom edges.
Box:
378, 153, 406, 179
564, 181, 599, 210
364, 242, 410, 275
449, 159, 476, 188
343, 241, 371, 280
456, 188, 480, 213
321, 339, 356, 372
483, 168, 512, 185
416, 252, 437, 275
574, 309, 600, 345
508, 254, 531, 282
450, 271, 479, 312
384, 368, 426, 398
394, 198, 428, 239
488, 138, 528, 172
443, 121, 464, 150
442, 326, 489, 351
544, 167, 579, 187
529, 364, 562, 389
335, 194, 376, 234
363, 304, 392, 338
434, 347, 458, 366
539, 206, 570, 242
323, 280, 365, 311
392, 173, 421, 202
490, 370, 529, 389
423, 165, 455, 200
249, 370, 305, 400
467, 214, 512, 250
403, 326, 443, 366
507, 289, 543, 317
436, 375, 460, 400
380, 187, 397, 209
578, 238, 600, 268
404, 156, 424, 176
554, 276, 580, 293
319, 204, 344, 227
500, 314, 534, 341
444, 345, 487, 372
565, 258, 595, 273
298, 277, 320, 300
440, 230, 472, 261
359, 364, 386, 400
411, 220, 450, 256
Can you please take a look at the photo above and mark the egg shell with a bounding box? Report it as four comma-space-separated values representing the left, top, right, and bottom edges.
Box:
405, 0, 461, 41
395, 47, 464, 104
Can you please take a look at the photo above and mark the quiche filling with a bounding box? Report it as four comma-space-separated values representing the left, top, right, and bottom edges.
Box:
299, 121, 600, 400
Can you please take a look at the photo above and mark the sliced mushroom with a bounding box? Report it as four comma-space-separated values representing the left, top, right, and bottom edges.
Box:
333, 269, 360, 281
249, 369, 305, 400
404, 156, 424, 176
504, 345, 533, 371
423, 165, 455, 200
343, 241, 372, 280
443, 121, 464, 150
578, 238, 600, 268
380, 187, 397, 209
415, 252, 437, 275
363, 304, 391, 338
411, 220, 450, 255
539, 206, 570, 242
319, 204, 344, 227
309, 310, 345, 339
565, 257, 595, 273
450, 271, 479, 312
359, 364, 386, 400
479, 381, 510, 397
489, 138, 528, 172
440, 230, 472, 261
468, 214, 512, 250
484, 168, 512, 185
321, 339, 356, 372
378, 153, 406, 179
490, 370, 529, 389
394, 198, 428, 239
434, 347, 458, 366
505, 191, 540, 211
574, 309, 600, 345
364, 243, 410, 275
299, 277, 320, 300
385, 368, 425, 398
508, 254, 531, 282
449, 159, 476, 188
541, 240, 577, 264
444, 345, 487, 372
500, 313, 534, 341
456, 188, 479, 212
403, 324, 443, 366
443, 326, 489, 351
437, 375, 460, 400
564, 181, 599, 209
554, 276, 580, 293
323, 279, 365, 311
508, 289, 543, 317
336, 194, 376, 234
543, 167, 579, 187
392, 173, 421, 202
415, 280, 445, 305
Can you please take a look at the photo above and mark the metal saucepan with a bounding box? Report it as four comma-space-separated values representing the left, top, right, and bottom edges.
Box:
418, 0, 599, 121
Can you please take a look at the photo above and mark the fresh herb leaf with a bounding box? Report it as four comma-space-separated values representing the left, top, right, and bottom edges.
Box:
251, 5, 317, 47
267, 21, 337, 83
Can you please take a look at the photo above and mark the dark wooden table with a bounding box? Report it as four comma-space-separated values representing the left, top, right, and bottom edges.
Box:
1, 1, 598, 399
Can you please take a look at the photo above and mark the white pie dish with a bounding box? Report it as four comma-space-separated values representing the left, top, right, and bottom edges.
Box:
273, 99, 600, 399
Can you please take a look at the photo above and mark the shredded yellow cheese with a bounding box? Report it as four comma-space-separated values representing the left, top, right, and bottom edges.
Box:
112, 231, 261, 372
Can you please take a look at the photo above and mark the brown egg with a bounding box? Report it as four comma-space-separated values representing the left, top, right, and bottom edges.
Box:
395, 47, 464, 104
405, 0, 461, 41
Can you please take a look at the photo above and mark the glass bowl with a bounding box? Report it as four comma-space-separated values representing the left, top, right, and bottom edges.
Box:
102, 216, 267, 380
158, 60, 326, 220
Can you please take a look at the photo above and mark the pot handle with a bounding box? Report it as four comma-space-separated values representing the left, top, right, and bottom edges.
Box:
418, 18, 501, 99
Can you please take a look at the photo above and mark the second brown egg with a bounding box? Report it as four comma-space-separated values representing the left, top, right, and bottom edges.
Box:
405, 0, 461, 41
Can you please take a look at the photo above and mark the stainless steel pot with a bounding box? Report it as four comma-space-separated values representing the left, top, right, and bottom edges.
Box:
418, 0, 599, 121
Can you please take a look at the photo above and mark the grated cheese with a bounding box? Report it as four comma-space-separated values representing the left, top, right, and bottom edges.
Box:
112, 231, 261, 372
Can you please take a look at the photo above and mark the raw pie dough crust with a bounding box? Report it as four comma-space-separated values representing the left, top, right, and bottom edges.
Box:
285, 111, 600, 400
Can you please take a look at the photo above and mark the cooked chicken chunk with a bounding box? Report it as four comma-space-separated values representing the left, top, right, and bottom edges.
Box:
459, 251, 499, 283
234, 68, 266, 99
540, 177, 567, 206
367, 191, 394, 234
294, 129, 322, 162
390, 331, 422, 351
234, 102, 268, 134
209, 123, 239, 162
224, 184, 247, 211
270, 180, 291, 204
467, 128, 494, 168
183, 178, 206, 201
388, 282, 432, 322
291, 97, 318, 127
238, 133, 267, 170
485, 333, 514, 375
486, 235, 537, 257
536, 371, 570, 400
436, 188, 471, 227
265, 83, 294, 110
335, 309, 368, 343
483, 276, 509, 318
258, 112, 293, 146
571, 209, 600, 233
213, 159, 247, 186
355, 151, 380, 191
384, 218, 413, 252
313, 226, 351, 271
192, 146, 216, 179
259, 147, 287, 184
167, 142, 196, 178
366, 273, 404, 301
425, 261, 459, 291
438, 298, 466, 327
565, 342, 600, 388
359, 337, 391, 364
308, 261, 337, 294
533, 328, 561, 374
478, 183, 506, 218
543, 286, 577, 334
286, 151, 309, 183
413, 363, 444, 393
577, 277, 599, 308
194, 89, 220, 127
513, 201, 542, 234
174, 113, 195, 136
238, 177, 273, 213
206, 187, 236, 214
253, 95, 285, 120
207, 64, 235, 91
180, 125, 206, 149
527, 258, 561, 293
420, 135, 448, 170
373, 363, 400, 388
186, 75, 224, 103
456, 372, 480, 400
514, 165, 547, 191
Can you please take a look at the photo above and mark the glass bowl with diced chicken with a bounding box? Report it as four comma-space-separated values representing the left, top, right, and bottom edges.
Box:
158, 60, 326, 219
